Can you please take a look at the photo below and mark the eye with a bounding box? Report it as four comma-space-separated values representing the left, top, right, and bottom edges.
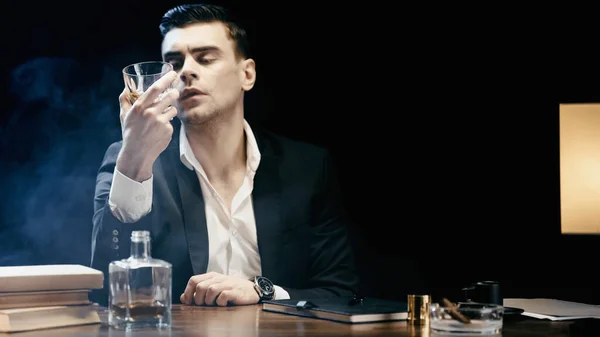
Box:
197, 57, 214, 64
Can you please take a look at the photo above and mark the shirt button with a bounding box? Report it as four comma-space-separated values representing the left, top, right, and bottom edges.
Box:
135, 195, 146, 202
112, 237, 119, 243
112, 243, 119, 250
112, 229, 119, 236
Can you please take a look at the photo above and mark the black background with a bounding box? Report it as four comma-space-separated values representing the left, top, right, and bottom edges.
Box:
1, 1, 599, 304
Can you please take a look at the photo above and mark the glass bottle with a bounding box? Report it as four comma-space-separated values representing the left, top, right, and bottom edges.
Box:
108, 230, 172, 329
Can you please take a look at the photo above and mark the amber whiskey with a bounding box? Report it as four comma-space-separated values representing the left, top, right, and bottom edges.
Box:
110, 301, 168, 321
128, 91, 141, 104
108, 231, 172, 329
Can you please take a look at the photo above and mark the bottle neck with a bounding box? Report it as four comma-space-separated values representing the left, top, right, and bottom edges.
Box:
131, 239, 151, 259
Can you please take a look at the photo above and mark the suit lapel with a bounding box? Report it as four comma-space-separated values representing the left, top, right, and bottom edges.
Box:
252, 132, 283, 281
168, 124, 209, 276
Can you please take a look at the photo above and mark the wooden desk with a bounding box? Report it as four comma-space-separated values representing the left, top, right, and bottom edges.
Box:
0, 304, 579, 336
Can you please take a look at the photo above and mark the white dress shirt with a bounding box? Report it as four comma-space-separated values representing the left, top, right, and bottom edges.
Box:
108, 120, 289, 300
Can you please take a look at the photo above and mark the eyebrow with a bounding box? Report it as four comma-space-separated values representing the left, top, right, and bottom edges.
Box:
163, 46, 222, 59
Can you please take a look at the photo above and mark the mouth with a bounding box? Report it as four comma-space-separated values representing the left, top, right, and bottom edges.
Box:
180, 89, 206, 101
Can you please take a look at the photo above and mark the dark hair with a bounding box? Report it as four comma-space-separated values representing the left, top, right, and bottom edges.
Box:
159, 4, 251, 60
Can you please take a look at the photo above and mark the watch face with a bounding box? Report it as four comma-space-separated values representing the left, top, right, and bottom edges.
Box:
257, 277, 274, 294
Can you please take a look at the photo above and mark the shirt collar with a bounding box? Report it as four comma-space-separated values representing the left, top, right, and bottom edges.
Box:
179, 119, 261, 174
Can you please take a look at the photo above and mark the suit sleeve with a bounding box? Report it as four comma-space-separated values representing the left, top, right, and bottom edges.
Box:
284, 151, 360, 299
90, 141, 155, 305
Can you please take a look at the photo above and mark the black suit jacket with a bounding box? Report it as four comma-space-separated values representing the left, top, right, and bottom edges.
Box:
90, 121, 359, 305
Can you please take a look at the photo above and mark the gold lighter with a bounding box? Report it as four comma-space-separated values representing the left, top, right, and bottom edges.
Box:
407, 294, 431, 325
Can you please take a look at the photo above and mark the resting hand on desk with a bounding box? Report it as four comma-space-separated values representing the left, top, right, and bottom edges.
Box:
180, 272, 260, 306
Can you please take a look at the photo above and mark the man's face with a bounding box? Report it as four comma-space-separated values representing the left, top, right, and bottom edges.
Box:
161, 22, 254, 124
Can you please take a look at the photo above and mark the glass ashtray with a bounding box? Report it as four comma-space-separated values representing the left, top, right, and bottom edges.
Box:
429, 302, 504, 335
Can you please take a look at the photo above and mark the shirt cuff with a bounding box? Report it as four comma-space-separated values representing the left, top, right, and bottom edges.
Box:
273, 285, 290, 300
108, 168, 153, 223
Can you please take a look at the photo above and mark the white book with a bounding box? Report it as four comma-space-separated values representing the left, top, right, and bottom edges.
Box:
0, 264, 104, 292
0, 305, 101, 332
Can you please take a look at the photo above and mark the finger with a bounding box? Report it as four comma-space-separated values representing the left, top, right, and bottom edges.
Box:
156, 106, 178, 124
152, 88, 180, 114
204, 282, 232, 306
119, 87, 132, 124
136, 71, 178, 108
119, 87, 133, 110
182, 272, 219, 305
215, 289, 237, 307
194, 277, 225, 306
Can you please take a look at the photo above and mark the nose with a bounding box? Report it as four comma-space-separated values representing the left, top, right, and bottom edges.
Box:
179, 59, 199, 85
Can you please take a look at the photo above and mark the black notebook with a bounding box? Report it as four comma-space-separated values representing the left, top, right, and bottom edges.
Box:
262, 296, 408, 324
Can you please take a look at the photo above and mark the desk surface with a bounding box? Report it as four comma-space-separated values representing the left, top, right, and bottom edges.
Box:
0, 304, 581, 336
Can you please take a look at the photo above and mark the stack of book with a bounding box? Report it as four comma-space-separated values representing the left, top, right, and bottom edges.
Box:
0, 264, 104, 333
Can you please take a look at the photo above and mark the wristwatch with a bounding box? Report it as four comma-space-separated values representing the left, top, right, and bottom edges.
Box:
250, 276, 275, 302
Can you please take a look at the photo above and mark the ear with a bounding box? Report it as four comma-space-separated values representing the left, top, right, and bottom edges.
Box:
240, 58, 256, 91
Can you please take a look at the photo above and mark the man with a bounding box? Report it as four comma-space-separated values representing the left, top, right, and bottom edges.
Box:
91, 3, 359, 307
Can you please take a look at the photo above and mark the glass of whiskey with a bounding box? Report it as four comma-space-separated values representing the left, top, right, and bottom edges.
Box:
122, 61, 173, 104
108, 230, 172, 329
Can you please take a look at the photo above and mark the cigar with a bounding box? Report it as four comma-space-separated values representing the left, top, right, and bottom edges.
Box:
441, 298, 471, 324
